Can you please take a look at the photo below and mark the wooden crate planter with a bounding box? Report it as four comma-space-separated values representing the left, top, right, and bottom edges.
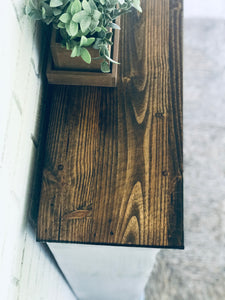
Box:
51, 30, 107, 71
46, 23, 120, 87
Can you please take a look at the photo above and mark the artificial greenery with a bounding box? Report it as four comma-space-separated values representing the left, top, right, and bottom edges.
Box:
26, 0, 142, 72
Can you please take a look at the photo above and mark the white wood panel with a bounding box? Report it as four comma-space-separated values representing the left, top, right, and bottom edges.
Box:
0, 2, 78, 299
49, 243, 159, 300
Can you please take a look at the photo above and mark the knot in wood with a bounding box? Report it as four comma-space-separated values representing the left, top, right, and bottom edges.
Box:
155, 112, 164, 119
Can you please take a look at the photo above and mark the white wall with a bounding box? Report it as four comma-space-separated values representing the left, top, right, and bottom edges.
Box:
0, 1, 76, 299
184, 0, 225, 19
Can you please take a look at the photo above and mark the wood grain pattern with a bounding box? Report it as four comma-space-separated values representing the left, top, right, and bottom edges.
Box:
38, 0, 183, 248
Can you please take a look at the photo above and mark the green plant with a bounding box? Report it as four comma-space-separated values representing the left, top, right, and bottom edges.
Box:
26, 0, 142, 72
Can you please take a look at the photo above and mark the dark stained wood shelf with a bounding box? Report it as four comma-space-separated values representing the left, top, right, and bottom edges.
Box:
37, 0, 183, 248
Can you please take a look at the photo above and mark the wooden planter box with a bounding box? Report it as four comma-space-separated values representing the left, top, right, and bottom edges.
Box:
51, 30, 106, 72
46, 22, 120, 87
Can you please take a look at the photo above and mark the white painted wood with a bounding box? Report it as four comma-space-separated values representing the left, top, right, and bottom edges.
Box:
0, 2, 77, 299
48, 243, 159, 300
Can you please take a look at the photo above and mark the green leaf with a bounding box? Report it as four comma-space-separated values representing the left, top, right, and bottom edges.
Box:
100, 0, 105, 4
102, 26, 108, 32
89, 0, 97, 10
98, 30, 106, 38
50, 0, 63, 8
85, 37, 95, 46
29, 11, 42, 20
72, 10, 88, 23
109, 0, 118, 5
66, 42, 70, 50
104, 46, 110, 57
70, 21, 78, 36
25, 0, 37, 14
59, 13, 71, 23
57, 21, 65, 28
82, 0, 91, 13
76, 29, 89, 37
95, 27, 102, 32
45, 16, 55, 25
71, 0, 82, 14
80, 36, 95, 47
109, 22, 120, 30
65, 23, 71, 35
89, 19, 99, 31
71, 45, 78, 57
132, 0, 142, 13
80, 16, 92, 32
53, 8, 62, 16
101, 61, 110, 73
99, 46, 106, 57
105, 54, 120, 64
105, 13, 112, 20
80, 36, 88, 47
92, 10, 101, 21
42, 3, 53, 16
93, 38, 102, 49
64, 0, 71, 6
42, 7, 46, 19
80, 48, 91, 64
106, 32, 113, 39
25, 5, 32, 15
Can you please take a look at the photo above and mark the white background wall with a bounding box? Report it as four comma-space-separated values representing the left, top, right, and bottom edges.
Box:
184, 0, 225, 19
0, 1, 76, 299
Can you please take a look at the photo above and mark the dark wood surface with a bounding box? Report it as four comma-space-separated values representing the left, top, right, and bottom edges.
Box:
38, 0, 183, 248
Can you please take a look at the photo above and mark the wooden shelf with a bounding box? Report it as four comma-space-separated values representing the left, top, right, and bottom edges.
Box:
38, 0, 183, 249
